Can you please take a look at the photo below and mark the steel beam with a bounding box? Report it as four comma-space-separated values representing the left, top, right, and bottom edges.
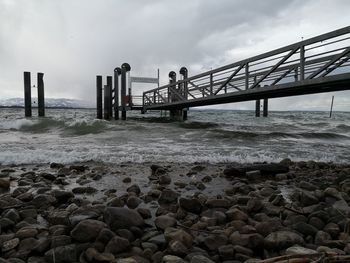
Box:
143, 73, 350, 110
250, 47, 299, 89
307, 47, 350, 79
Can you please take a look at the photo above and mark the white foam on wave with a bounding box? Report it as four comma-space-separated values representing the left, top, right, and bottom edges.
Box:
0, 119, 37, 130
0, 144, 341, 166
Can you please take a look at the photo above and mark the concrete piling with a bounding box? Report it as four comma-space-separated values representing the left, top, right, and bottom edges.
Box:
96, 75, 103, 119
114, 67, 121, 120
104, 84, 111, 120
255, 100, 261, 117
121, 63, 131, 120
107, 76, 113, 119
37, 73, 45, 117
263, 98, 268, 117
24, 72, 32, 117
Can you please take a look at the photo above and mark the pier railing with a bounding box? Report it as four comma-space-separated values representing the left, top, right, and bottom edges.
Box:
143, 26, 350, 109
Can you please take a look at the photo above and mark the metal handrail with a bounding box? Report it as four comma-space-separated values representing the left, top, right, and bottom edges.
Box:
143, 26, 350, 107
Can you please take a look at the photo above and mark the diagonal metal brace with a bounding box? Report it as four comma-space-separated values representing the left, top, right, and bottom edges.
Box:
306, 47, 350, 79
271, 67, 296, 86
250, 47, 299, 89
214, 64, 245, 95
320, 55, 350, 77
168, 86, 186, 101
155, 90, 167, 103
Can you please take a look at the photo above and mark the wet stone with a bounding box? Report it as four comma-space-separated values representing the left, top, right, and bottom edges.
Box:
104, 207, 144, 231
2, 238, 20, 252
45, 244, 77, 263
72, 186, 97, 194
158, 189, 179, 204
155, 215, 177, 230
104, 236, 130, 255
179, 198, 202, 214
70, 219, 107, 242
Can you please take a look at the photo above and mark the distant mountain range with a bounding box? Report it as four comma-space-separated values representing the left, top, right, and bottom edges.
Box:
0, 98, 94, 108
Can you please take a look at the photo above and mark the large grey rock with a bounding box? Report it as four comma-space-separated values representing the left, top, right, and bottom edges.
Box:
0, 178, 10, 190
191, 255, 215, 263
164, 227, 193, 248
31, 194, 56, 208
264, 231, 304, 250
70, 219, 106, 242
45, 244, 77, 263
155, 215, 177, 230
104, 207, 144, 231
47, 210, 71, 225
286, 245, 317, 255
104, 236, 130, 254
158, 189, 179, 204
179, 198, 202, 214
2, 238, 19, 252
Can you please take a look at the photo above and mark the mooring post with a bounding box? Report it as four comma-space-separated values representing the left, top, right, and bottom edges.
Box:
263, 98, 268, 117
180, 67, 188, 121
114, 67, 121, 120
255, 99, 261, 117
107, 76, 113, 119
23, 72, 32, 117
96, 75, 103, 119
121, 63, 131, 120
329, 96, 334, 118
37, 72, 45, 117
104, 84, 111, 120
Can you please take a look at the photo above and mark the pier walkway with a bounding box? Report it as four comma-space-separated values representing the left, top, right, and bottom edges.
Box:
141, 26, 350, 118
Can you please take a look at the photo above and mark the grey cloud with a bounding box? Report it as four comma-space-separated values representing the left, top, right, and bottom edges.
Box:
0, 0, 349, 111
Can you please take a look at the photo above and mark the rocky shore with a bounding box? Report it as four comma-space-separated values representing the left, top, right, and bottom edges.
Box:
0, 160, 350, 262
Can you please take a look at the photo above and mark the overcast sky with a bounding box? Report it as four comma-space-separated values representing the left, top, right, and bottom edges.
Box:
1, 0, 350, 111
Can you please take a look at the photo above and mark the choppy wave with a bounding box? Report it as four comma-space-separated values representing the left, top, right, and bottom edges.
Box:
0, 117, 109, 135
179, 121, 219, 129
0, 108, 349, 165
210, 129, 350, 140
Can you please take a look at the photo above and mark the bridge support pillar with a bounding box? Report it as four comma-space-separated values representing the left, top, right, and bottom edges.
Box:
183, 108, 188, 121
121, 63, 131, 121
104, 84, 111, 120
255, 100, 260, 117
263, 98, 268, 117
170, 109, 185, 121
107, 76, 113, 119
96, 76, 103, 119
37, 73, 45, 117
24, 72, 32, 117
114, 68, 121, 120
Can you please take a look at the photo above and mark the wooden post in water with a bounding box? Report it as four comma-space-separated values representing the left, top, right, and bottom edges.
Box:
104, 84, 111, 120
121, 63, 131, 120
37, 73, 45, 117
329, 96, 334, 118
114, 67, 121, 120
96, 75, 103, 119
255, 99, 260, 117
107, 76, 113, 119
263, 98, 268, 117
24, 72, 32, 117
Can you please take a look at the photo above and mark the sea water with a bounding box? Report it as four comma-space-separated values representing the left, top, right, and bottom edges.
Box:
0, 108, 349, 165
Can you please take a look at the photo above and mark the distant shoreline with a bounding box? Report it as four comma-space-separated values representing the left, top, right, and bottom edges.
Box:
0, 106, 94, 110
